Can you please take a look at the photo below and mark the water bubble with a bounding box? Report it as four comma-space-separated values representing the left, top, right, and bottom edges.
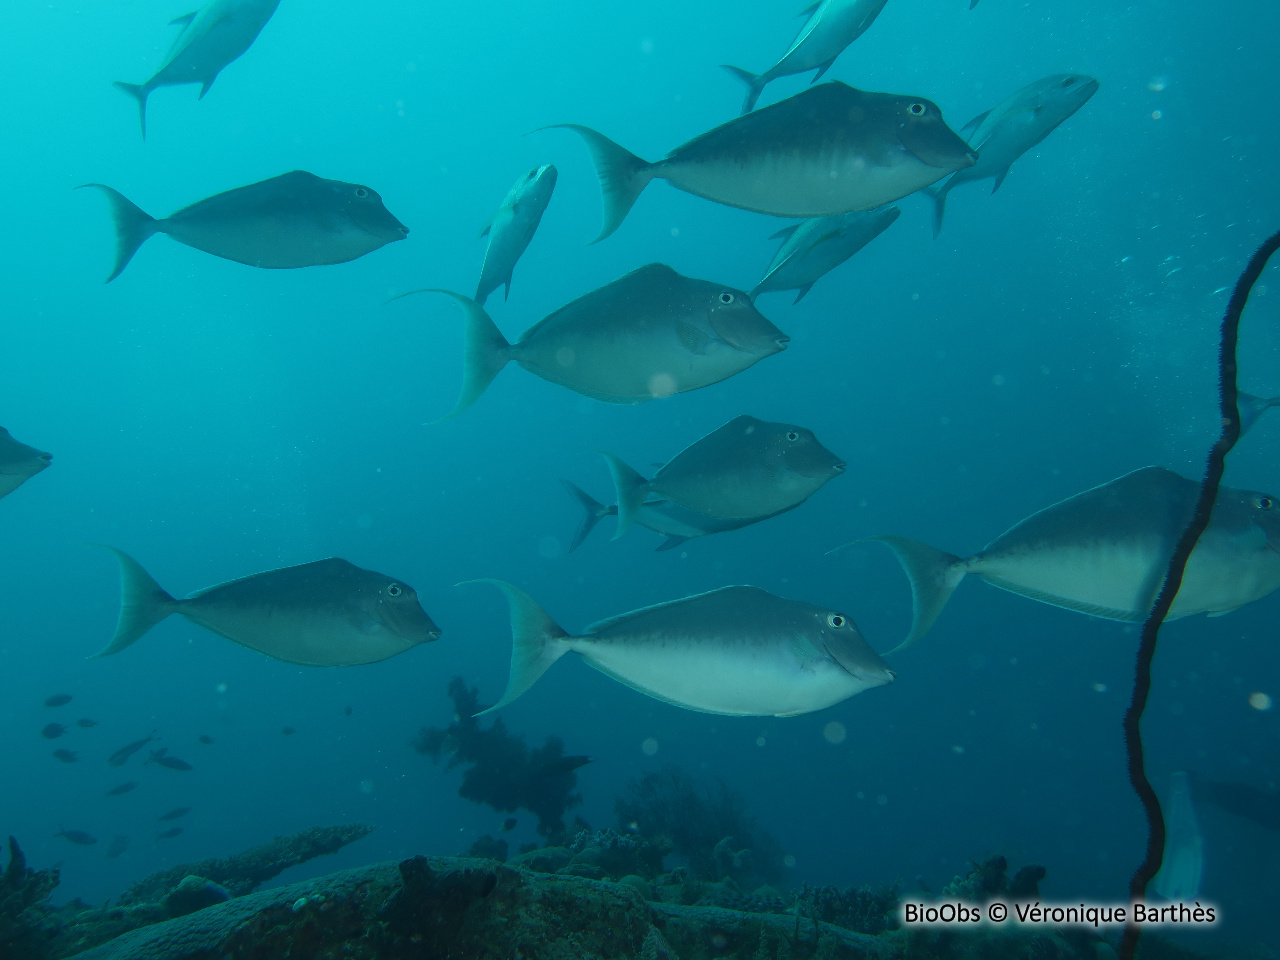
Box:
876, 794, 888, 806
991, 373, 1006, 387
951, 745, 965, 755
822, 721, 846, 744
1147, 76, 1168, 92
755, 736, 767, 747
215, 683, 228, 694
641, 738, 659, 756
783, 854, 797, 868
1151, 110, 1163, 120
1093, 682, 1108, 693
1248, 691, 1273, 711
537, 535, 563, 559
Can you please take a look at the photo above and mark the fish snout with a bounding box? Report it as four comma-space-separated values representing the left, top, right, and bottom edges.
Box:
39, 452, 53, 463
962, 150, 978, 167
832, 461, 847, 474
774, 335, 790, 350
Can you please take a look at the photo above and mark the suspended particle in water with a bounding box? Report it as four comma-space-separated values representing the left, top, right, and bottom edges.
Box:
641, 738, 659, 756
755, 736, 766, 747
822, 721, 846, 744
1248, 692, 1273, 711
358, 779, 375, 794
783, 854, 796, 868
1093, 682, 1108, 693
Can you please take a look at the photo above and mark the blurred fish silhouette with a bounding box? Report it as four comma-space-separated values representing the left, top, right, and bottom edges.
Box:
82, 172, 409, 281
476, 165, 558, 305
158, 807, 192, 821
0, 428, 52, 502
553, 82, 974, 241
94, 548, 440, 666
105, 835, 130, 860
41, 723, 66, 739
473, 580, 893, 717
402, 265, 787, 418
106, 781, 140, 797
156, 827, 184, 841
148, 748, 193, 772
928, 74, 1099, 237
722, 0, 891, 113
42, 694, 71, 708
108, 733, 159, 767
52, 749, 79, 763
753, 206, 900, 303
860, 466, 1280, 649
114, 0, 282, 138
76, 718, 99, 728
55, 827, 97, 846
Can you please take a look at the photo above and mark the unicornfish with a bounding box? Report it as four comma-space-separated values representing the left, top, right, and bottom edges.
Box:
83, 171, 408, 281
554, 81, 975, 241
473, 580, 894, 717
115, 0, 282, 138
95, 547, 440, 665
562, 480, 767, 553
476, 165, 558, 305
398, 264, 787, 417
722, 0, 890, 114
859, 466, 1280, 650
0, 427, 52, 501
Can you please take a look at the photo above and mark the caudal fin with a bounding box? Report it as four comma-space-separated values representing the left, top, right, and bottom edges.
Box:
468, 580, 570, 714
721, 65, 766, 114
93, 547, 177, 657
545, 125, 654, 243
113, 81, 151, 139
560, 480, 614, 553
390, 290, 511, 419
1237, 391, 1280, 436
79, 184, 160, 282
599, 452, 649, 540
862, 536, 966, 653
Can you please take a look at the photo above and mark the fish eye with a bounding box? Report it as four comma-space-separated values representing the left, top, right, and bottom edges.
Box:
354, 187, 369, 199
1256, 496, 1275, 511
718, 292, 735, 305
827, 614, 846, 628
386, 583, 403, 597
786, 431, 800, 441
907, 102, 926, 117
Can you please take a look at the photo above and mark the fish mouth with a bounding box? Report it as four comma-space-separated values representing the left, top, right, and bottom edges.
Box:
774, 336, 790, 350
39, 452, 52, 463
832, 461, 847, 474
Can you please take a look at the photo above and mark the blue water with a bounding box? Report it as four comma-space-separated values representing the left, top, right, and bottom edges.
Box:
3, 0, 1278, 952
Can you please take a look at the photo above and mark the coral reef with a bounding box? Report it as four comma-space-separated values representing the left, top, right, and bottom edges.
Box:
801, 881, 902, 935
940, 856, 1044, 903
1, 835, 60, 960
413, 677, 588, 842
616, 766, 787, 884
563, 828, 668, 881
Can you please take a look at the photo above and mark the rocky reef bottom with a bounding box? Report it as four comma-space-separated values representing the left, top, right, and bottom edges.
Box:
3, 831, 1249, 960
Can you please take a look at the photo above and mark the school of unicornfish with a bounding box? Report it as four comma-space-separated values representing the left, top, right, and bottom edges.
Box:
7, 0, 1280, 736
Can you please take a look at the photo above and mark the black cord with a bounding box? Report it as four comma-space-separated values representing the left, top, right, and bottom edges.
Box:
1118, 228, 1280, 960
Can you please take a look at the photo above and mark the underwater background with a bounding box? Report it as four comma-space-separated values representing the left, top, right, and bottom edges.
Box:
2, 0, 1278, 954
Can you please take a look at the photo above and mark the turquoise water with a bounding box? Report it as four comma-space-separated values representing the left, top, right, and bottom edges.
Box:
2, 0, 1278, 952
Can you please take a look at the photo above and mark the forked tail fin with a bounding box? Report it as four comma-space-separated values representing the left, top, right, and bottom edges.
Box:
721, 65, 767, 115
79, 184, 160, 282
544, 124, 654, 243
92, 547, 177, 656
466, 580, 571, 714
858, 536, 966, 652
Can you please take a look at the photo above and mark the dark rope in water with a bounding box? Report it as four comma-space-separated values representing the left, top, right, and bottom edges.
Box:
1118, 228, 1280, 960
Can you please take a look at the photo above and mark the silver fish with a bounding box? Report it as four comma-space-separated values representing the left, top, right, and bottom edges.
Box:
476, 165, 558, 305
722, 0, 890, 114
0, 427, 52, 501
561, 480, 761, 553
861, 466, 1280, 650
554, 82, 975, 241
115, 0, 282, 138
602, 415, 845, 531
95, 548, 440, 665
474, 581, 894, 717
401, 264, 787, 417
753, 206, 901, 302
83, 171, 408, 282
929, 74, 1099, 236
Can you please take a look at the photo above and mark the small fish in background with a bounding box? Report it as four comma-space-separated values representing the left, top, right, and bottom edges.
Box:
472, 580, 894, 717
82, 172, 410, 282
156, 827, 184, 841
158, 807, 192, 822
105, 835, 129, 860
94, 548, 440, 666
197, 734, 215, 745
41, 723, 67, 739
343, 706, 353, 717
752, 206, 901, 303
860, 466, 1280, 648
0, 428, 52, 502
106, 781, 140, 797
1238, 391, 1280, 436
55, 828, 98, 846
722, 0, 891, 113
476, 165, 558, 305
76, 718, 99, 728
554, 83, 974, 242
113, 0, 283, 138
148, 748, 194, 772
928, 74, 1100, 237
107, 733, 160, 767
281, 726, 296, 736
500, 818, 518, 833
403, 265, 787, 418
43, 694, 71, 708
601, 415, 845, 537
52, 749, 79, 763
